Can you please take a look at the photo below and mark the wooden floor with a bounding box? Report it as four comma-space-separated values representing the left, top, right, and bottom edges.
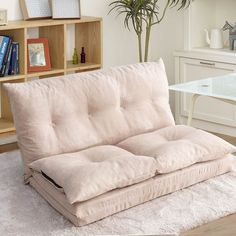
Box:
181, 213, 236, 236
0, 142, 18, 153
0, 133, 235, 236
0, 132, 18, 153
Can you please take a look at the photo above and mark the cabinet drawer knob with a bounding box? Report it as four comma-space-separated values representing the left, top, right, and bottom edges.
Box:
200, 61, 215, 66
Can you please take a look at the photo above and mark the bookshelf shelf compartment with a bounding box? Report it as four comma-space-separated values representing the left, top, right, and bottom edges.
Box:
74, 21, 102, 67
0, 28, 26, 76
0, 74, 26, 82
0, 78, 25, 134
0, 16, 102, 135
27, 68, 65, 78
39, 25, 65, 71
66, 61, 101, 72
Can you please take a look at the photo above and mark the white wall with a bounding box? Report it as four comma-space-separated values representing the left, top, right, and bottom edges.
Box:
152, 8, 185, 109
82, 3, 185, 113
1, 0, 185, 109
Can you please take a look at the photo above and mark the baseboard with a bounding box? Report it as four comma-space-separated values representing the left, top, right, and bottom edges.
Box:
0, 133, 17, 145
176, 116, 236, 138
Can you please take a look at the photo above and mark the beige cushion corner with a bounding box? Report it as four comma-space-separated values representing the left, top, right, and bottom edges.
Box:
29, 145, 157, 204
118, 125, 236, 174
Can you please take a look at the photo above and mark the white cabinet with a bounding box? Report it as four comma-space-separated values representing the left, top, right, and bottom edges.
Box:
174, 0, 236, 136
174, 52, 236, 137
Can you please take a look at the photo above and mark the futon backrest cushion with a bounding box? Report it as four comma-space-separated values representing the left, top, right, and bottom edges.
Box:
4, 59, 174, 181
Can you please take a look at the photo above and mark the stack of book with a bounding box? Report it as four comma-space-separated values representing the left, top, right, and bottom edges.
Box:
0, 36, 19, 77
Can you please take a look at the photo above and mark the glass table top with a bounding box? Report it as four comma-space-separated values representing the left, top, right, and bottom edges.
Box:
169, 73, 236, 102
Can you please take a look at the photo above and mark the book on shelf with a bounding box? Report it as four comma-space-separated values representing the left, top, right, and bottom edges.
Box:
0, 36, 20, 77
0, 37, 12, 77
0, 36, 10, 73
16, 43, 20, 74
8, 42, 19, 76
4, 44, 13, 76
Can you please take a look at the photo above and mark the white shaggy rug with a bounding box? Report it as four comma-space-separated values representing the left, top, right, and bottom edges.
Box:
1, 151, 236, 236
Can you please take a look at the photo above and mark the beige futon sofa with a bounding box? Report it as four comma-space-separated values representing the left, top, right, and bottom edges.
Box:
5, 59, 236, 226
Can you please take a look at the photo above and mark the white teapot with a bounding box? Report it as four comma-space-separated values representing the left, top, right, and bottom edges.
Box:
204, 29, 224, 49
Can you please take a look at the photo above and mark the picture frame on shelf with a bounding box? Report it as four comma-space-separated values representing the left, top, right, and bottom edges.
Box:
20, 0, 52, 20
27, 38, 51, 73
0, 9, 8, 26
50, 0, 81, 19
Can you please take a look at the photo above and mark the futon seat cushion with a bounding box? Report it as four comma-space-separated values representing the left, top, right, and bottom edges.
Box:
118, 125, 236, 174
29, 145, 157, 204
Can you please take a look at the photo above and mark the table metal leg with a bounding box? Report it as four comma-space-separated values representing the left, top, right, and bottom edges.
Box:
187, 94, 200, 126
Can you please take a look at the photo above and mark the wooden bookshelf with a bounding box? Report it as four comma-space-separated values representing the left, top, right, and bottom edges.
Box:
0, 16, 102, 135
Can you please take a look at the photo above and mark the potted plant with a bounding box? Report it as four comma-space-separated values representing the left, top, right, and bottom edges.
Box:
109, 0, 193, 62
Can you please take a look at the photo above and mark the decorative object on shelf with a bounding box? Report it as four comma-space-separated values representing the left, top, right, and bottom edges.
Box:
51, 0, 81, 19
80, 47, 86, 63
72, 48, 78, 64
27, 38, 51, 73
20, 0, 52, 20
109, 0, 193, 62
204, 29, 224, 49
0, 9, 8, 26
222, 21, 236, 50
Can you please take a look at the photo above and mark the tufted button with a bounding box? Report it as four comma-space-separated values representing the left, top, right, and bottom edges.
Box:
120, 102, 126, 109
51, 122, 56, 128
120, 107, 125, 112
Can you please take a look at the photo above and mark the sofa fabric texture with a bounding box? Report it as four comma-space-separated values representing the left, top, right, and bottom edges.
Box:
118, 125, 236, 173
30, 130, 235, 203
4, 59, 174, 181
30, 145, 157, 204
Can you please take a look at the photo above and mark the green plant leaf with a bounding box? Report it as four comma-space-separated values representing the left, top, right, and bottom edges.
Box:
108, 0, 194, 62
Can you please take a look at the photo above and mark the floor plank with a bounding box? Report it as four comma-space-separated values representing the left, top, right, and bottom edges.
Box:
0, 142, 18, 153
0, 131, 18, 153
181, 214, 236, 236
